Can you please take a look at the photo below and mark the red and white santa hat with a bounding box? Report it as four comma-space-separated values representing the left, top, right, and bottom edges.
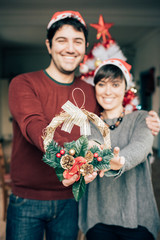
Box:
94, 58, 132, 89
47, 10, 87, 30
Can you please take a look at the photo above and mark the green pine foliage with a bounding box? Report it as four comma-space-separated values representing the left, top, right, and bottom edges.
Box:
43, 141, 62, 168
90, 146, 113, 171
42, 136, 114, 201
64, 136, 88, 158
64, 140, 76, 153
90, 145, 101, 155
74, 136, 88, 157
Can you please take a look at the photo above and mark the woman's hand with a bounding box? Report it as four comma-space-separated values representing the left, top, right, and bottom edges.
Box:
84, 172, 97, 184
146, 110, 160, 136
99, 147, 125, 177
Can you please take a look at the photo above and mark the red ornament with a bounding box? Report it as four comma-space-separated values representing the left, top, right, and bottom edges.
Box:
123, 89, 137, 107
94, 153, 99, 158
56, 153, 61, 158
97, 156, 102, 162
90, 15, 114, 43
60, 149, 65, 155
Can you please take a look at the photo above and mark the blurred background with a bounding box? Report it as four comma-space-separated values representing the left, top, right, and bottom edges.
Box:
0, 0, 160, 238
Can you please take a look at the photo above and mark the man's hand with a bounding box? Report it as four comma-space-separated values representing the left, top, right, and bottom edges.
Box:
62, 174, 79, 187
62, 172, 97, 187
146, 110, 160, 136
99, 147, 125, 177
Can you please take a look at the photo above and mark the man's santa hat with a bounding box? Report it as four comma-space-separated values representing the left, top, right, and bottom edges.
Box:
47, 10, 86, 30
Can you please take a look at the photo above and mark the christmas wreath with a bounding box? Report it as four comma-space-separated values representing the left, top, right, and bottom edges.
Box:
42, 98, 113, 201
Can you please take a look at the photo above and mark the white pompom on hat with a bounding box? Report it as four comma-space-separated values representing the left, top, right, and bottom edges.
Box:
94, 58, 132, 90
47, 10, 87, 30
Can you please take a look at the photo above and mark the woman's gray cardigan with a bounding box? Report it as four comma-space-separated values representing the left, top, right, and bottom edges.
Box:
79, 110, 160, 239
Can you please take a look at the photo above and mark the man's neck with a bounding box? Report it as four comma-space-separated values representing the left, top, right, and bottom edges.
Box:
45, 65, 75, 84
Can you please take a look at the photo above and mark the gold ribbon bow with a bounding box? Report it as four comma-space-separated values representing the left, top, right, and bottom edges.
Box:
43, 101, 111, 151
61, 100, 91, 135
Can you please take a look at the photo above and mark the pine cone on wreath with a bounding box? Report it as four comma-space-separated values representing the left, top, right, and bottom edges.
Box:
85, 150, 94, 163
80, 163, 94, 176
60, 154, 75, 169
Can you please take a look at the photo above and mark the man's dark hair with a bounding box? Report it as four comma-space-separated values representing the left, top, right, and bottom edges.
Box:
47, 17, 88, 47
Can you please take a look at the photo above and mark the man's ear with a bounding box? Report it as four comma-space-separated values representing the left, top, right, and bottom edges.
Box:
45, 39, 51, 54
86, 42, 89, 48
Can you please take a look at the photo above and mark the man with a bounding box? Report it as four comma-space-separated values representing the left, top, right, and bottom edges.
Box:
6, 10, 160, 240
6, 11, 99, 240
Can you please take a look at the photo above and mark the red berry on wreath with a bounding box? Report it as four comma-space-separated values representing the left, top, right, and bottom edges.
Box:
56, 153, 61, 158
97, 156, 102, 162
60, 149, 65, 155
94, 153, 98, 158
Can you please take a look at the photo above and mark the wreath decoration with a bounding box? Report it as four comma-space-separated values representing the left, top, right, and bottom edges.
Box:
42, 95, 113, 201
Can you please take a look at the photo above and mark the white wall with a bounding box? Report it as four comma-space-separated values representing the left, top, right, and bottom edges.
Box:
133, 28, 160, 149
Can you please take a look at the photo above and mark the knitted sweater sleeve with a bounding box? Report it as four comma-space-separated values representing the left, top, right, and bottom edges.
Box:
8, 74, 47, 152
89, 111, 154, 177
119, 111, 154, 173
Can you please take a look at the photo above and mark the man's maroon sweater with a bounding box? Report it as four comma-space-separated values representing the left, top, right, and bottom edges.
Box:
8, 70, 99, 200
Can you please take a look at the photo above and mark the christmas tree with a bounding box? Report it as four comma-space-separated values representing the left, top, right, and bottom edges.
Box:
79, 15, 140, 112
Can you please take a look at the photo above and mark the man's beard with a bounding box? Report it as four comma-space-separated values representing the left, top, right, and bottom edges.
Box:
52, 57, 77, 75
60, 68, 75, 75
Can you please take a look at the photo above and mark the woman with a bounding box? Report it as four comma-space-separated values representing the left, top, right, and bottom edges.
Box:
78, 58, 160, 240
